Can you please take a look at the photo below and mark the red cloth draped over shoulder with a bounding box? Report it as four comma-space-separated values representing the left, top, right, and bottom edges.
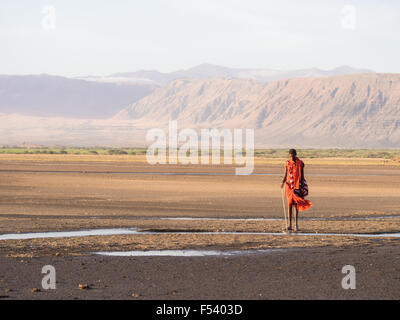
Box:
285, 157, 312, 211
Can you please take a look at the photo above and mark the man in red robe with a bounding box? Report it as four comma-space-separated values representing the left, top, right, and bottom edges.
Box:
280, 149, 312, 231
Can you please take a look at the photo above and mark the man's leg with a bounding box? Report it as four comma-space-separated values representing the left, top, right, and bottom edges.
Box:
294, 206, 299, 231
288, 204, 293, 230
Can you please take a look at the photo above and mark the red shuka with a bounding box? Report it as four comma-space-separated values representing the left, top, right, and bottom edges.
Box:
285, 157, 312, 211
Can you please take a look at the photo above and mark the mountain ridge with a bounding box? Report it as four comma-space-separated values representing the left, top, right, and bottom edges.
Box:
109, 63, 374, 85
114, 73, 400, 148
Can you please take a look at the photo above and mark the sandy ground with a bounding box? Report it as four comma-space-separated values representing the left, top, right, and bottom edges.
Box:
1, 245, 399, 299
0, 155, 399, 299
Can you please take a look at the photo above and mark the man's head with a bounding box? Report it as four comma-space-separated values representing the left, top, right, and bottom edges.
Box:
289, 148, 297, 160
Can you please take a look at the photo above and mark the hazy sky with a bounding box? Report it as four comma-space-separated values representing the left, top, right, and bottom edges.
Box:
0, 0, 399, 76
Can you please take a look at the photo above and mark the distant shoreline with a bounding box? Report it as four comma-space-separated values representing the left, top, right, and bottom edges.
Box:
0, 147, 398, 160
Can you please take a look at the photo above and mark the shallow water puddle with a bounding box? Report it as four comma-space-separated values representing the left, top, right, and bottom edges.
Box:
1, 228, 400, 241
160, 217, 280, 221
143, 230, 400, 238
94, 249, 281, 257
159, 216, 400, 221
0, 228, 139, 240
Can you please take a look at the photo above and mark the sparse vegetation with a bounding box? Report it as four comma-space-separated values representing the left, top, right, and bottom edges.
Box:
107, 149, 128, 155
0, 147, 398, 160
252, 148, 400, 160
0, 147, 147, 156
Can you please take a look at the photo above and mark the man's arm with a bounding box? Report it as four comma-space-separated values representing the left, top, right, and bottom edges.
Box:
301, 164, 305, 184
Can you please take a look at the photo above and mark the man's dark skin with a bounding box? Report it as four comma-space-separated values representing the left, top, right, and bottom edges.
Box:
280, 150, 304, 232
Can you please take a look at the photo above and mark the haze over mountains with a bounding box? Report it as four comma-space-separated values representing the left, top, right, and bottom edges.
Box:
0, 74, 156, 118
103, 63, 373, 86
0, 64, 373, 119
1, 64, 400, 148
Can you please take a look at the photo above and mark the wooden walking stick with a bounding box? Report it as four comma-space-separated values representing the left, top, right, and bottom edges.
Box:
281, 162, 289, 232
281, 185, 288, 232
